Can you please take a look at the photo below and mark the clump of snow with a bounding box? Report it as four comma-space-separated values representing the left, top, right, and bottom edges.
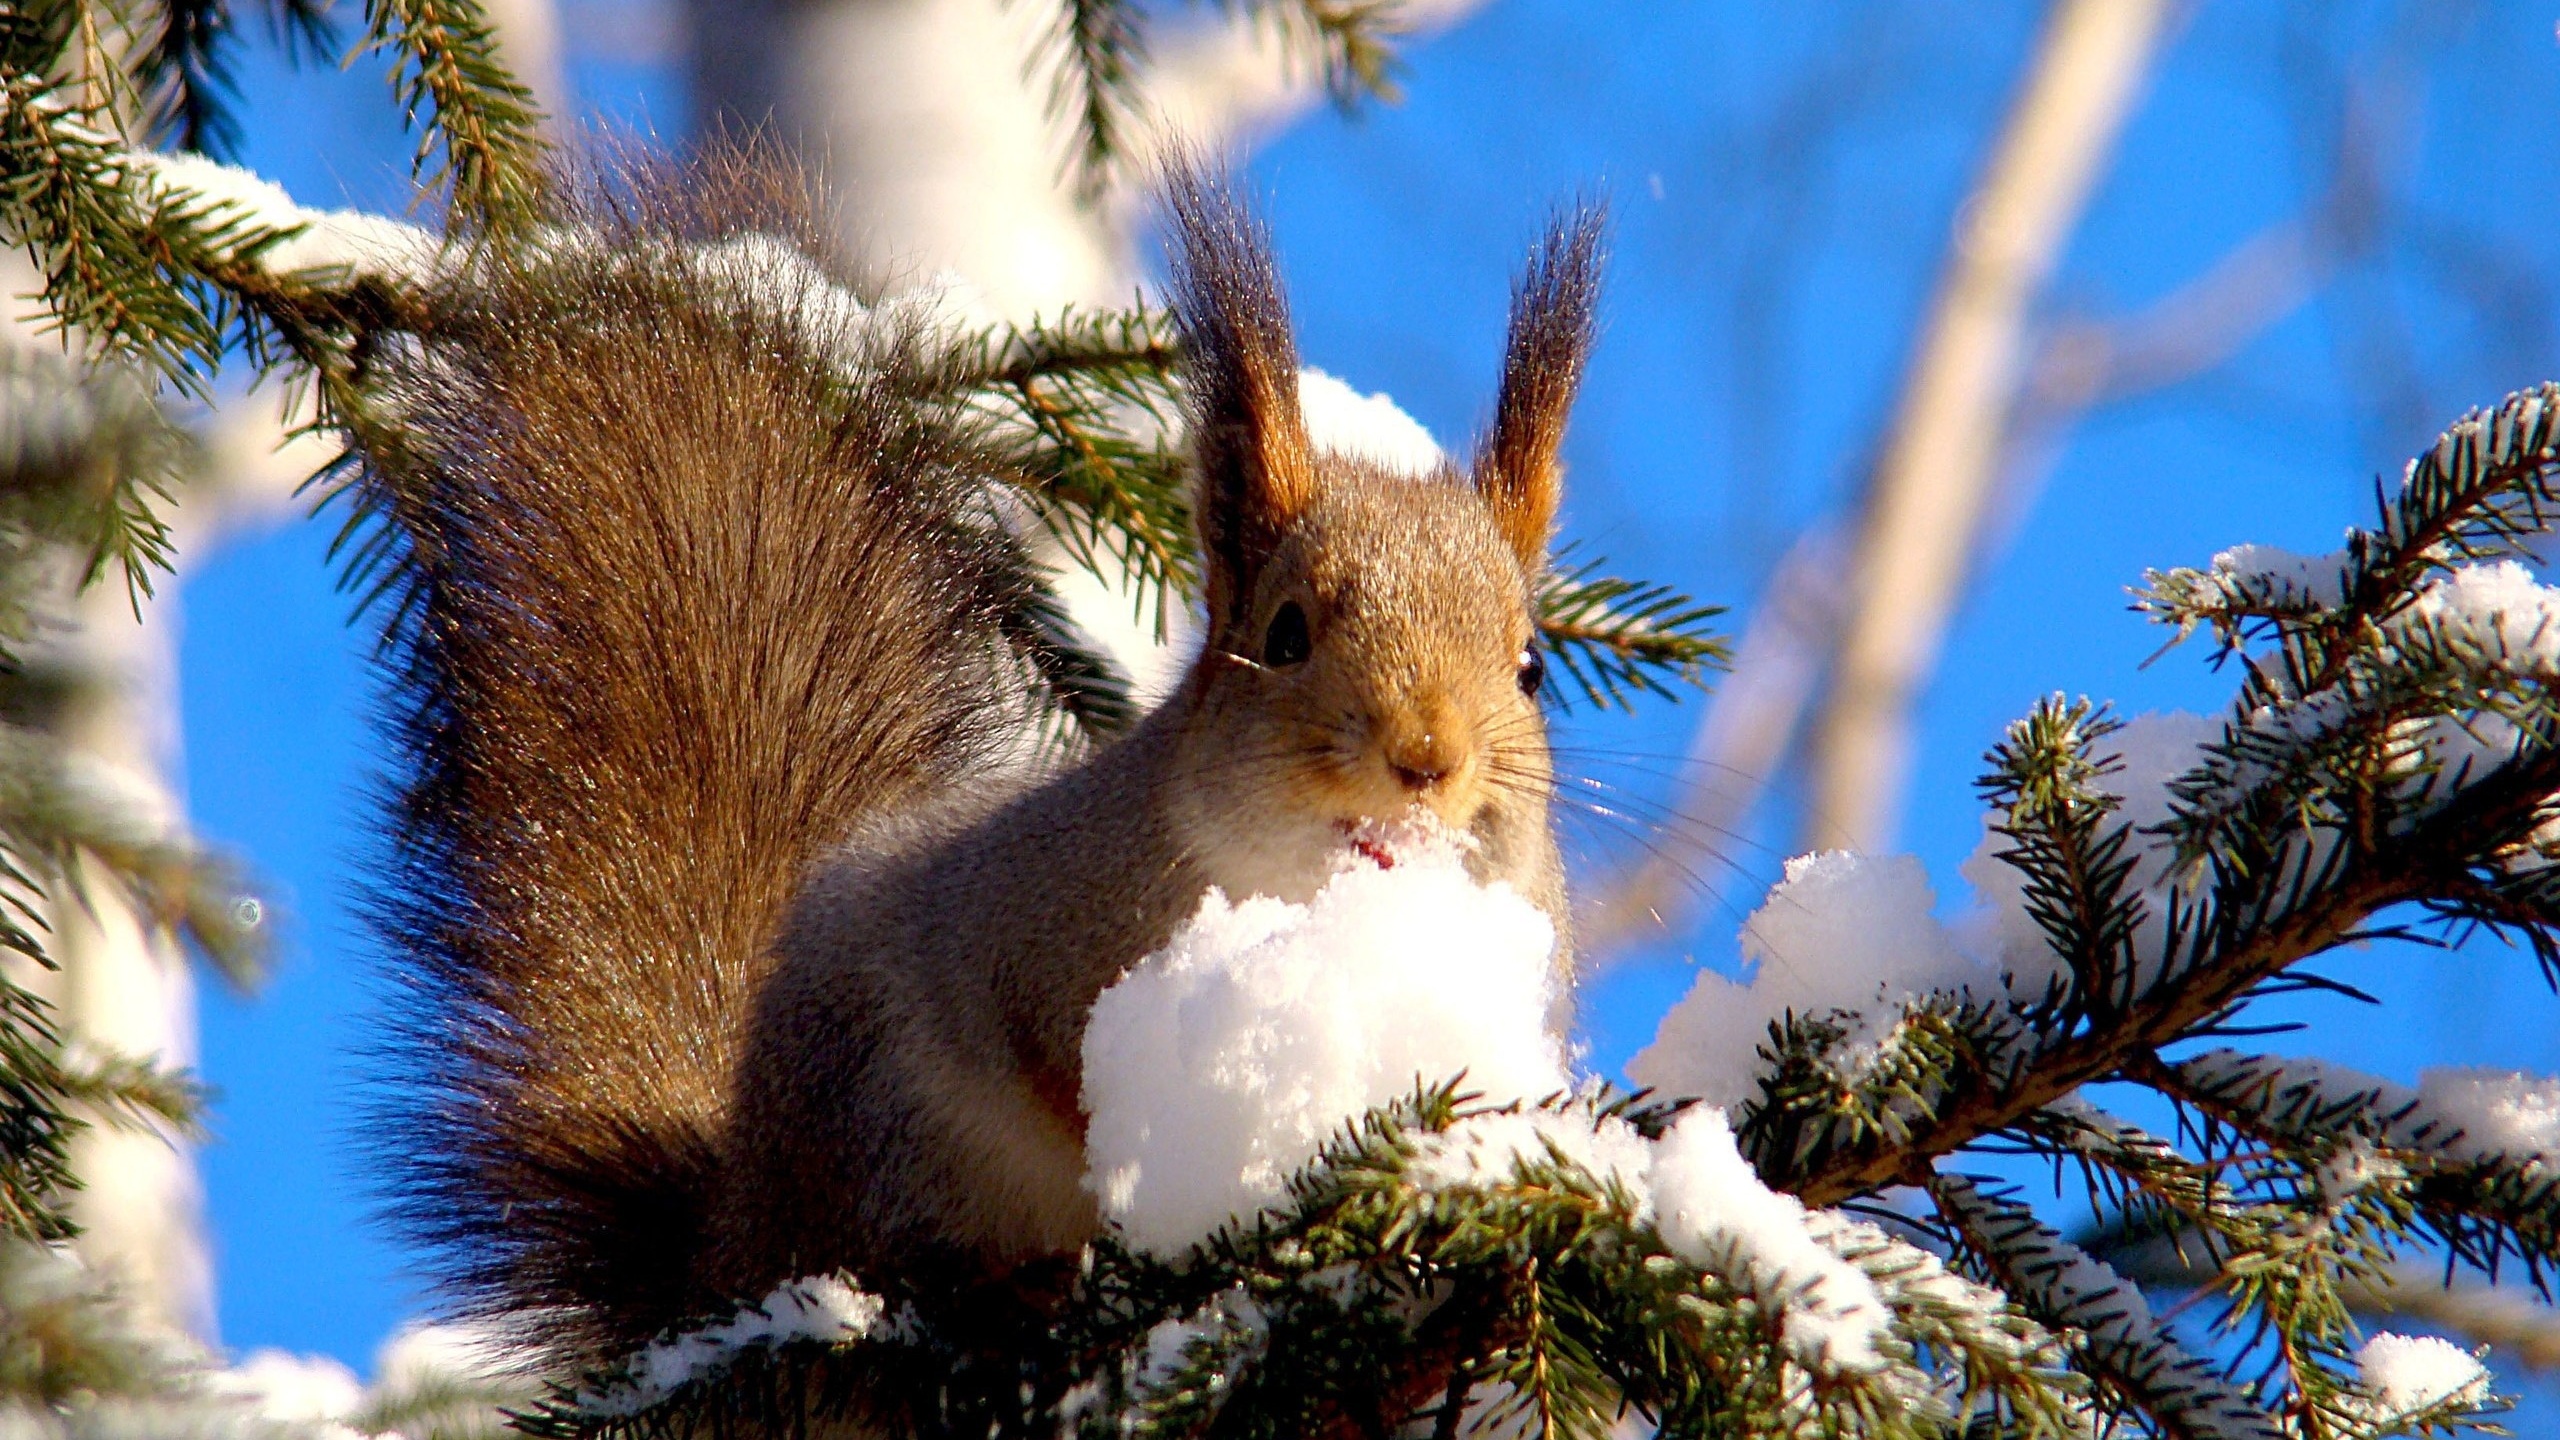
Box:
214, 1350, 365, 1436
1081, 824, 1566, 1255
1628, 851, 1988, 1109
2310, 1141, 2407, 1205
2206, 544, 2348, 609
686, 233, 875, 348
1405, 1107, 1653, 1206
142, 154, 438, 283
2417, 1068, 2560, 1168
1297, 369, 1446, 475
1134, 1287, 1269, 1392
2353, 1332, 2491, 1415
2395, 560, 2560, 678
580, 1274, 891, 1417
1647, 1109, 1891, 1373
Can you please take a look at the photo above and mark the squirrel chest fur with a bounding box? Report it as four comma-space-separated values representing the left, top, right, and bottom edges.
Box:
366, 151, 1602, 1366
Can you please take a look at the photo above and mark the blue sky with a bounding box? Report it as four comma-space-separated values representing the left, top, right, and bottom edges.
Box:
173, 0, 2560, 1417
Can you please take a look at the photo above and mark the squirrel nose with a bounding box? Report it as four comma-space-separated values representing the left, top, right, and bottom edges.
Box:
1383, 727, 1465, 794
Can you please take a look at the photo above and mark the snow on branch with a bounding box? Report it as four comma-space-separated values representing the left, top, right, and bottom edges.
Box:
2336, 1333, 2497, 1437
564, 1275, 900, 1420
1080, 820, 1569, 1256
2150, 1049, 2560, 1288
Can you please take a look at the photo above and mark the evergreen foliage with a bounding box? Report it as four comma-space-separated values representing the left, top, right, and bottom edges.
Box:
1038, 1, 1408, 196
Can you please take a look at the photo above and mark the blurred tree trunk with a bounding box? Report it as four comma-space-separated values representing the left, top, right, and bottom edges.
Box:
8, 1, 572, 1345
1805, 0, 2173, 852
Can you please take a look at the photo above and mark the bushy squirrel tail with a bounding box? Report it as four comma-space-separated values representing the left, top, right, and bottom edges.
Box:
360, 150, 1050, 1361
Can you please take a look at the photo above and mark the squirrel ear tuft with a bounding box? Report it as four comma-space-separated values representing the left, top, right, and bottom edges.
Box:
1162, 149, 1315, 628
1475, 204, 1604, 575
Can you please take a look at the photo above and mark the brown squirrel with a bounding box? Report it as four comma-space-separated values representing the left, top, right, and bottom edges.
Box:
365, 147, 1601, 1367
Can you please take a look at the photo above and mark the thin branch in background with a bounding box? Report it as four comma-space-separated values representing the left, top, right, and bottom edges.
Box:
1582, 3, 2465, 959
1805, 0, 2174, 855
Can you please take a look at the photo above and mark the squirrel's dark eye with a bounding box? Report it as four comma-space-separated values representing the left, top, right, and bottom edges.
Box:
1517, 644, 1546, 697
1262, 601, 1312, 667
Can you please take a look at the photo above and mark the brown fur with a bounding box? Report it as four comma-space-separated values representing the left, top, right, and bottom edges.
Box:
371, 148, 1605, 1364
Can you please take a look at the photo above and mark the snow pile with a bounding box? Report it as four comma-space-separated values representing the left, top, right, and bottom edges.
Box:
213, 1351, 366, 1438
1078, 831, 1945, 1382
141, 154, 438, 283
2417, 1068, 2560, 1168
2353, 1332, 2491, 1416
1297, 369, 1446, 475
367, 1319, 512, 1400
1081, 824, 1567, 1255
1406, 1108, 1653, 1203
1134, 1288, 1270, 1392
579, 1275, 892, 1417
2207, 543, 2349, 609
1647, 1110, 1892, 1372
2395, 560, 2560, 677
1628, 851, 1994, 1109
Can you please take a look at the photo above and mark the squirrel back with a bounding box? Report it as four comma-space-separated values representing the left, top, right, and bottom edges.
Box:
368, 147, 1604, 1368
365, 153, 1058, 1358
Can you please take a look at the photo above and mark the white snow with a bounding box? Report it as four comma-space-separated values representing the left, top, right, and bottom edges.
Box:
1081, 822, 1567, 1255
1628, 851, 1991, 1109
2394, 560, 2560, 678
579, 1274, 891, 1417
1405, 1107, 1653, 1205
213, 1350, 365, 1437
1297, 369, 1446, 475
140, 154, 439, 283
2310, 1141, 2408, 1205
1646, 1108, 1891, 1373
1133, 1287, 1269, 1393
2182, 1050, 2559, 1173
2353, 1332, 2491, 1415
367, 1319, 512, 1399
2207, 543, 2348, 610
2416, 1068, 2560, 1168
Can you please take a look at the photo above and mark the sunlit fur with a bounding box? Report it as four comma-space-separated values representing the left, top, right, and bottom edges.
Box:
372, 143, 1606, 1372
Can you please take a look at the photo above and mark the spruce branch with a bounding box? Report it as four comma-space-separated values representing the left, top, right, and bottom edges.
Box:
1037, 0, 1150, 201
46, 1041, 205, 1138
133, 0, 340, 157
1934, 1174, 2286, 1440
2144, 1051, 2560, 1295
1031, 0, 1409, 198
358, 0, 546, 233
1976, 698, 2148, 1018
927, 306, 1194, 629
0, 82, 290, 391
1534, 548, 1728, 712
1749, 380, 2560, 1208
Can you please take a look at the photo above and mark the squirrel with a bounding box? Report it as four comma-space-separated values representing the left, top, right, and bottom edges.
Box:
364, 146, 1602, 1368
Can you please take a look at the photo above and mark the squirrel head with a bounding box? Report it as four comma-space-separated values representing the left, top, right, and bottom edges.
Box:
1155, 158, 1601, 927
